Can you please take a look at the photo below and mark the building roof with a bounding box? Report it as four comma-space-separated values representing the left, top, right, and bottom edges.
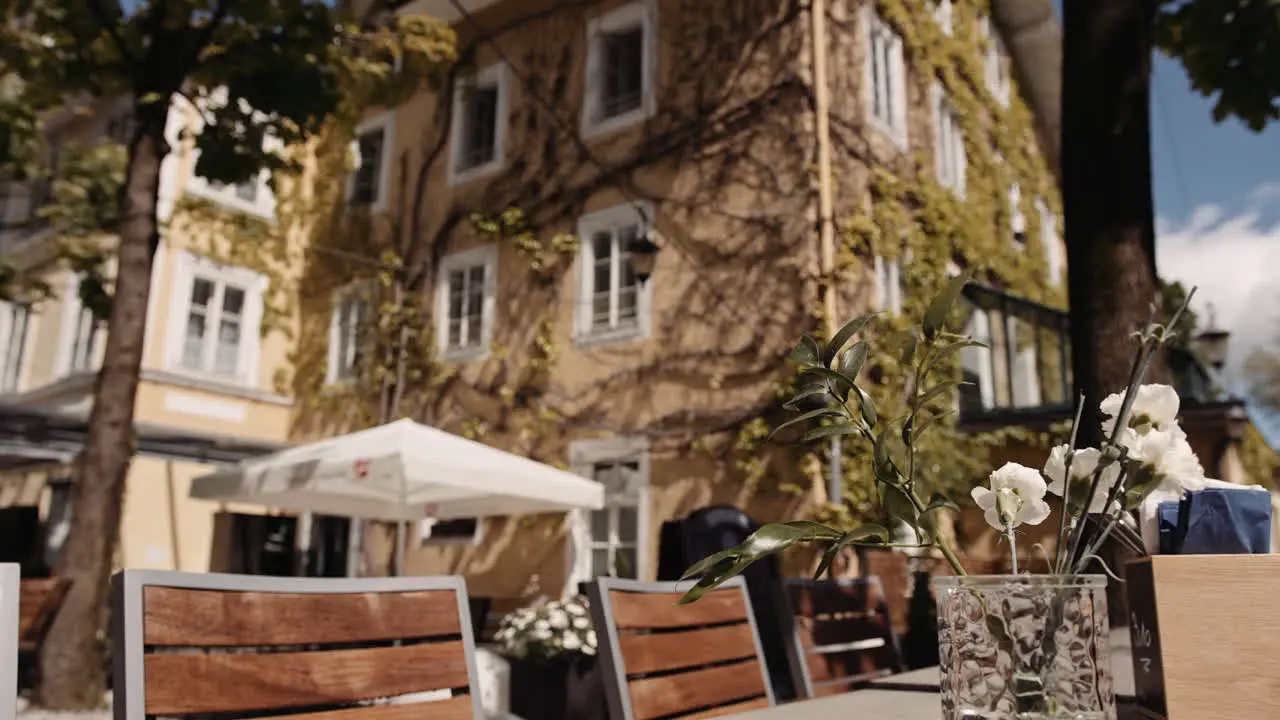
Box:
0, 404, 289, 472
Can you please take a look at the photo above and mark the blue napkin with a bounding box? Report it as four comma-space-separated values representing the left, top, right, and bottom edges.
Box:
1161, 487, 1272, 555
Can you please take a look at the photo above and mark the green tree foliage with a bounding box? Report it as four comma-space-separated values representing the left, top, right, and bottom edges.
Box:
0, 1, 455, 709
1156, 0, 1280, 131
1246, 336, 1280, 414
1160, 278, 1200, 345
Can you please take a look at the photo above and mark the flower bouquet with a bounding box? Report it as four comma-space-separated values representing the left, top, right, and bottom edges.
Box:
494, 595, 598, 662
496, 596, 607, 720
677, 272, 1204, 719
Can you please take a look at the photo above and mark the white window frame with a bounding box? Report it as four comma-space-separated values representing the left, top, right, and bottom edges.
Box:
185, 140, 278, 220
347, 111, 396, 212
582, 0, 657, 139
1009, 182, 1027, 243
961, 308, 996, 411
566, 436, 651, 590
933, 0, 953, 35
56, 274, 104, 377
873, 255, 902, 314
326, 282, 373, 385
1039, 199, 1062, 284
981, 17, 1012, 107
932, 84, 967, 197
448, 63, 510, 187
163, 250, 268, 387
864, 7, 909, 150
574, 202, 654, 347
435, 244, 499, 362
0, 300, 31, 394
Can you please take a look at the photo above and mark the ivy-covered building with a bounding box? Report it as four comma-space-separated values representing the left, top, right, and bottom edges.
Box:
286, 0, 1083, 598
0, 95, 297, 574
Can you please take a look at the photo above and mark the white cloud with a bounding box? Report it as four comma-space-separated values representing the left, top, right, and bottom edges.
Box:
1157, 193, 1280, 395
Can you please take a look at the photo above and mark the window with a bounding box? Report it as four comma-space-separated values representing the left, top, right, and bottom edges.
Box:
981, 17, 1011, 106
958, 283, 1071, 420
1009, 182, 1026, 244
1039, 200, 1062, 284
575, 204, 652, 344
933, 85, 966, 195
435, 245, 497, 361
874, 255, 902, 314
933, 0, 953, 35
166, 252, 266, 385
865, 9, 908, 148
450, 64, 508, 185
349, 113, 395, 209
0, 301, 30, 393
583, 0, 655, 136
327, 287, 370, 384
188, 134, 275, 218
569, 437, 649, 583
65, 303, 101, 375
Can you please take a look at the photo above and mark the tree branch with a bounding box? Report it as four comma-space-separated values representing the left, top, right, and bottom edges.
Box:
86, 0, 139, 69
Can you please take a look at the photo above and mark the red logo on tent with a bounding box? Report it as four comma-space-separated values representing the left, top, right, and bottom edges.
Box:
353, 459, 371, 479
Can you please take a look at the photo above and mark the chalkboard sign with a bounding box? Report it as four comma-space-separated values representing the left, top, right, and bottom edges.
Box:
1125, 559, 1167, 719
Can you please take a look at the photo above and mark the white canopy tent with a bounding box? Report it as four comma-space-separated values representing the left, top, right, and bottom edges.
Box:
189, 419, 604, 575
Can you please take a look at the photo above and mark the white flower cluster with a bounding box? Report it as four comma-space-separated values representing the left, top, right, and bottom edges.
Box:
493, 595, 598, 661
973, 384, 1206, 543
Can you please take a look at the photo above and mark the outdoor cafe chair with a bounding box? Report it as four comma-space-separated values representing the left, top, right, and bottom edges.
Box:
111, 569, 484, 719
587, 576, 775, 720
783, 577, 903, 698
1, 564, 17, 720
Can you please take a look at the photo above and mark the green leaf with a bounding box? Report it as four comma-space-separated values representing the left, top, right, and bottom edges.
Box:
769, 407, 844, 440
880, 482, 919, 532
873, 423, 904, 486
853, 384, 878, 427
678, 521, 842, 603
900, 328, 920, 366
838, 340, 869, 379
791, 335, 822, 366
922, 270, 972, 341
912, 409, 958, 440
798, 367, 854, 400
801, 423, 864, 443
783, 384, 830, 411
917, 381, 962, 409
823, 311, 881, 366
812, 524, 891, 579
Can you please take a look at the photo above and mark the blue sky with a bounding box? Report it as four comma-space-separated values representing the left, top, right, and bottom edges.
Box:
1047, 4, 1280, 441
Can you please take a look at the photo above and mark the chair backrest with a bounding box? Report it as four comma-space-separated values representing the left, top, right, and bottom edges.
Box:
111, 570, 483, 720
588, 576, 775, 720
784, 576, 903, 698
1, 564, 18, 720
17, 576, 70, 653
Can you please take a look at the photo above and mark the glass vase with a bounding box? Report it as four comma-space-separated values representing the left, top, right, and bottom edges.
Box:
934, 574, 1115, 720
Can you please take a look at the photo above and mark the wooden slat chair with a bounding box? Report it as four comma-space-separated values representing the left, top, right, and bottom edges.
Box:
18, 576, 71, 656
588, 577, 775, 720
784, 577, 904, 698
1, 564, 18, 720
111, 570, 484, 720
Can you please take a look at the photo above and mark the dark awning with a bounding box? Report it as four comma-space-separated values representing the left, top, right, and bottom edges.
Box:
0, 403, 289, 472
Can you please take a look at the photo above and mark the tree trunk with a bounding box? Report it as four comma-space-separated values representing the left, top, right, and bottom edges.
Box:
989, 0, 1062, 182
34, 102, 170, 709
1062, 0, 1162, 625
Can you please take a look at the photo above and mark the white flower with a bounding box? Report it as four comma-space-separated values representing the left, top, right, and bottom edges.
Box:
565, 600, 587, 616
562, 632, 582, 651
1116, 427, 1207, 494
533, 618, 550, 631
971, 462, 1052, 530
1101, 384, 1180, 435
572, 616, 590, 630
1044, 445, 1122, 513
585, 630, 598, 649
547, 610, 569, 629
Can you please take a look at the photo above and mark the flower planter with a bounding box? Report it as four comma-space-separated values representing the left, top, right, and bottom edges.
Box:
508, 654, 607, 720
935, 574, 1116, 720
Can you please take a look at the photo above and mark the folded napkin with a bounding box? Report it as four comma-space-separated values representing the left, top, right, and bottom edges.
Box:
1154, 479, 1271, 555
